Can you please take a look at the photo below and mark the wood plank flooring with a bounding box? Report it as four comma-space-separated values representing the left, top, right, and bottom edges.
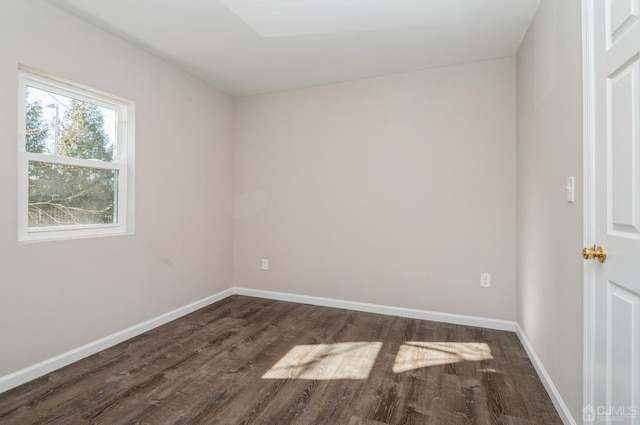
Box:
0, 296, 563, 424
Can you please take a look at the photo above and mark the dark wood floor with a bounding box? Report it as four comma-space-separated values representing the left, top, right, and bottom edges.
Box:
0, 296, 563, 425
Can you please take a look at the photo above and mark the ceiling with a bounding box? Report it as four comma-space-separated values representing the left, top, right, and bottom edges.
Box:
49, 0, 541, 97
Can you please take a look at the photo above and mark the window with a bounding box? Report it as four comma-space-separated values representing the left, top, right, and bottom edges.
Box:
18, 69, 134, 242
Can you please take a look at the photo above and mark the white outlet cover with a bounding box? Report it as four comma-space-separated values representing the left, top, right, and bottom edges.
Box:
480, 273, 491, 288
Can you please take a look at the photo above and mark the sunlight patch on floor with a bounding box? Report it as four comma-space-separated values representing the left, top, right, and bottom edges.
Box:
392, 342, 493, 373
262, 342, 383, 380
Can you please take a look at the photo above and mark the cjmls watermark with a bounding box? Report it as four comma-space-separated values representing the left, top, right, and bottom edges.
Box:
583, 404, 637, 422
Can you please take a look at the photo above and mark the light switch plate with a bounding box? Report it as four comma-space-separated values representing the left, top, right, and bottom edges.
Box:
566, 176, 575, 203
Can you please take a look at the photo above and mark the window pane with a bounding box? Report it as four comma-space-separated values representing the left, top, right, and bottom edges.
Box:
25, 86, 117, 162
28, 161, 117, 228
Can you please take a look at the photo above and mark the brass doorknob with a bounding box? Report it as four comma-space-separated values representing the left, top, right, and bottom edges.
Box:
582, 246, 607, 263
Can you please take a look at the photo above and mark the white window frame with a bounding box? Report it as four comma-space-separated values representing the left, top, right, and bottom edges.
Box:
18, 69, 135, 242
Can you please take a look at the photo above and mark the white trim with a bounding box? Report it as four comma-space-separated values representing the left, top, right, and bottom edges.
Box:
516, 325, 577, 425
19, 67, 132, 110
0, 286, 518, 394
234, 287, 516, 331
17, 68, 134, 243
23, 152, 125, 170
0, 288, 234, 394
581, 0, 597, 415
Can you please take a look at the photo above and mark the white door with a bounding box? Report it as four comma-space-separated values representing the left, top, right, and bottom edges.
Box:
586, 0, 640, 424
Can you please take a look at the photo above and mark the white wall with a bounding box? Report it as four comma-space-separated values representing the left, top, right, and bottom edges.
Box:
516, 0, 584, 420
0, 0, 234, 376
234, 58, 517, 321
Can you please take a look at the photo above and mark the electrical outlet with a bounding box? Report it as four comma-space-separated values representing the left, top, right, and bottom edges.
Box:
261, 259, 269, 271
480, 273, 491, 288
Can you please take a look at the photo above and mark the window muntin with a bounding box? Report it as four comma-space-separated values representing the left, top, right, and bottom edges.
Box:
18, 70, 132, 241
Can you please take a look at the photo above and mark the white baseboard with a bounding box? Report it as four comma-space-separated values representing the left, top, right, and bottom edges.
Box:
516, 325, 577, 425
0, 288, 235, 394
0, 285, 517, 395
2, 287, 575, 424
233, 287, 516, 331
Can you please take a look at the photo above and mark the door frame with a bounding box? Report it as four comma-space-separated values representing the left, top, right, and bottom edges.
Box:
581, 0, 596, 416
